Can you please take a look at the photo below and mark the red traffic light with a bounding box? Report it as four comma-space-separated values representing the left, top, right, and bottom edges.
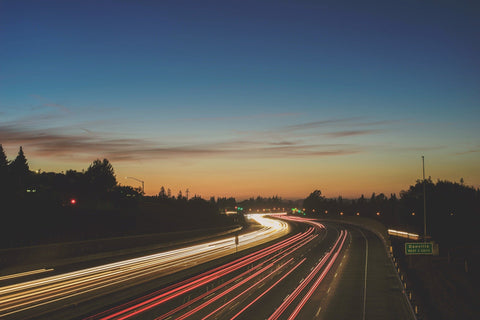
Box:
70, 199, 77, 205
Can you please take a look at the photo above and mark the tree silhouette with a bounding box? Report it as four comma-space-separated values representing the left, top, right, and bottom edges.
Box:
303, 190, 325, 213
399, 179, 479, 244
157, 186, 165, 198
0, 145, 8, 180
9, 146, 29, 176
0, 144, 10, 196
85, 159, 117, 196
8, 146, 30, 192
0, 144, 8, 169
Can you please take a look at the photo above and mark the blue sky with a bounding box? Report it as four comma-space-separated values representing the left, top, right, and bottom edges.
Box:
1, 0, 479, 198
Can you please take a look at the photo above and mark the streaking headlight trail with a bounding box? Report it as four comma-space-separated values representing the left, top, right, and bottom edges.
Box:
0, 214, 289, 319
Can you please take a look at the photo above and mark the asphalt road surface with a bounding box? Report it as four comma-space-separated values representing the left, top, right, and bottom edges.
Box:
85, 216, 415, 320
0, 215, 288, 319
1, 215, 415, 319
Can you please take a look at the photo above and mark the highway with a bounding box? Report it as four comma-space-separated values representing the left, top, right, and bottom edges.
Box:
1, 215, 415, 319
85, 216, 415, 320
84, 215, 332, 320
0, 215, 288, 319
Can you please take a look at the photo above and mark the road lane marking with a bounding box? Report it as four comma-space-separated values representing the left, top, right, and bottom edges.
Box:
357, 228, 369, 320
0, 268, 54, 281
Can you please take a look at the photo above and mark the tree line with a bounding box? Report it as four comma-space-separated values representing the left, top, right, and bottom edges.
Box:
302, 180, 480, 247
0, 145, 140, 210
0, 145, 235, 248
2, 144, 478, 249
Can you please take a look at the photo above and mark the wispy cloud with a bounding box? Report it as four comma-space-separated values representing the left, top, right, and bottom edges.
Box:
30, 95, 70, 113
325, 129, 382, 138
283, 118, 360, 132
1, 107, 401, 163
233, 117, 390, 144
1, 95, 72, 128
455, 148, 480, 155
181, 112, 301, 122
283, 118, 402, 133
0, 123, 362, 162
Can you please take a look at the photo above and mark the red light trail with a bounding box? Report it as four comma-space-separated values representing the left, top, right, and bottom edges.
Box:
88, 216, 348, 320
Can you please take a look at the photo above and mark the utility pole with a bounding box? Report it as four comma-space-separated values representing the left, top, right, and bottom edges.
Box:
422, 156, 427, 240
186, 188, 189, 200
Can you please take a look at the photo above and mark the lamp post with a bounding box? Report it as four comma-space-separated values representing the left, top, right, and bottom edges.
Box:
126, 176, 144, 195
422, 156, 427, 240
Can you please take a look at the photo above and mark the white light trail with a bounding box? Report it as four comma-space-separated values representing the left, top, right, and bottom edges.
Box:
0, 215, 289, 318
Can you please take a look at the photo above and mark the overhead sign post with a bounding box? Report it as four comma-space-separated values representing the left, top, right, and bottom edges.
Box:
235, 233, 239, 253
405, 242, 433, 255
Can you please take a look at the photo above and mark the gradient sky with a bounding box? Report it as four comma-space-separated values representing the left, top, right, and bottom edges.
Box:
1, 0, 479, 199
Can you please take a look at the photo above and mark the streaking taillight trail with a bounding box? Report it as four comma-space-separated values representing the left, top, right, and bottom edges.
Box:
90, 224, 319, 320
88, 216, 347, 320
87, 227, 314, 320
268, 228, 348, 320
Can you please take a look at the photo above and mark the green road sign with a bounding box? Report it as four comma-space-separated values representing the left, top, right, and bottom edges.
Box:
405, 242, 433, 255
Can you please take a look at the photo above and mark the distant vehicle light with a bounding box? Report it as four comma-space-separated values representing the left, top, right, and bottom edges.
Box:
70, 199, 77, 205
388, 229, 420, 240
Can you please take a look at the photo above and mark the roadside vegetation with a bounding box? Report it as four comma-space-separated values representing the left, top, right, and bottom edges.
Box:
301, 181, 479, 248
1, 144, 478, 252
0, 145, 239, 249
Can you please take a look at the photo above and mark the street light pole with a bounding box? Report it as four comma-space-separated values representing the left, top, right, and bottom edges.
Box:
422, 156, 427, 240
126, 176, 144, 195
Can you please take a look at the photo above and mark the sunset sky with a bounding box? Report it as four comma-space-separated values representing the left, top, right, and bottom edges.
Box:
1, 0, 479, 199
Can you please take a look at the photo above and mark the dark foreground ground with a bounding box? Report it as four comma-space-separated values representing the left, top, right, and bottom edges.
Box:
391, 239, 479, 320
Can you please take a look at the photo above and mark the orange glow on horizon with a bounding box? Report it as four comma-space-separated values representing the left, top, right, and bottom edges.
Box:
10, 145, 479, 201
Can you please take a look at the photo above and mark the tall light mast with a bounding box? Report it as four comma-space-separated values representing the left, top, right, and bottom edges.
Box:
422, 156, 427, 240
